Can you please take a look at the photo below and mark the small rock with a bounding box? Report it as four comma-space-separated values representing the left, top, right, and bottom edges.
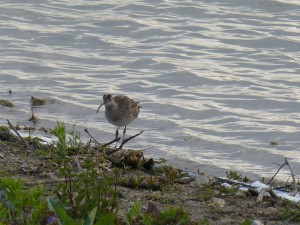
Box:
147, 201, 160, 216
235, 190, 246, 197
263, 207, 278, 215
221, 182, 232, 188
213, 190, 220, 195
213, 197, 225, 207
192, 174, 216, 187
176, 177, 195, 184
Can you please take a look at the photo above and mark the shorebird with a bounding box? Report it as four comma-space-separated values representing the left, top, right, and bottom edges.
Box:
96, 94, 141, 148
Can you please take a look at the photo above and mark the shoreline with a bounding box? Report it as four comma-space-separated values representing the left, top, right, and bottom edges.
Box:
0, 124, 299, 224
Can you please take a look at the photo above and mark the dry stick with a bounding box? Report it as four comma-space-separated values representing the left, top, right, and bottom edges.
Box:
118, 130, 144, 150
103, 137, 121, 147
257, 186, 280, 202
268, 157, 296, 192
84, 128, 121, 147
7, 119, 28, 147
105, 131, 144, 155
84, 128, 100, 145
285, 157, 296, 192
268, 161, 286, 185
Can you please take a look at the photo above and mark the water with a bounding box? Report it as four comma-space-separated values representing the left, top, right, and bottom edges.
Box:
1, 0, 300, 179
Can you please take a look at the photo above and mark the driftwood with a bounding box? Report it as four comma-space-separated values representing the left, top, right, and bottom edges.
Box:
268, 157, 296, 192
256, 186, 280, 203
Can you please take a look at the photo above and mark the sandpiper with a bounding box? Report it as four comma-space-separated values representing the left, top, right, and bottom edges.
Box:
96, 94, 141, 147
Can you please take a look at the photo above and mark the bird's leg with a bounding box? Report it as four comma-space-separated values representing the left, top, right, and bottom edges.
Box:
114, 127, 120, 148
122, 126, 127, 142
115, 127, 119, 139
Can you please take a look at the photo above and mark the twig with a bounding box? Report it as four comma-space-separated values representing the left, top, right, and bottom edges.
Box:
84, 128, 100, 145
7, 119, 28, 147
84, 128, 121, 152
103, 137, 121, 147
285, 157, 296, 192
268, 157, 296, 192
118, 130, 144, 149
268, 162, 286, 185
105, 131, 143, 154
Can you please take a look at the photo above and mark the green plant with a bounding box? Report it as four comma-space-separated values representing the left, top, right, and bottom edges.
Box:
163, 166, 178, 183
0, 178, 49, 224
146, 175, 158, 187
50, 122, 118, 223
156, 206, 189, 225
126, 201, 191, 225
68, 124, 81, 150
51, 121, 68, 157
126, 201, 143, 224
280, 201, 300, 222
53, 157, 118, 222
240, 219, 252, 225
158, 158, 167, 164
226, 170, 251, 183
47, 198, 98, 225
129, 175, 146, 188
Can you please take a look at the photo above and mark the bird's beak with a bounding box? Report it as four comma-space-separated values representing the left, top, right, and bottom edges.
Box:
96, 103, 104, 113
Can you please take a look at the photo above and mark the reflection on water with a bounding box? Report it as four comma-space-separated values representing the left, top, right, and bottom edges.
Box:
1, 0, 300, 179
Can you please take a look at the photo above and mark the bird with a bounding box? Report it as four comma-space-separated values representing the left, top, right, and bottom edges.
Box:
96, 94, 140, 146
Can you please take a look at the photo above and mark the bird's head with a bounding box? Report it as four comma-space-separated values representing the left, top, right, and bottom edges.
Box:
96, 94, 113, 113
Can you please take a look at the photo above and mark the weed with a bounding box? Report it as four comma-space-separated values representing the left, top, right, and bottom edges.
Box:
0, 178, 49, 225
146, 175, 158, 187
126, 201, 191, 225
126, 201, 143, 224
163, 166, 178, 183
226, 170, 251, 183
51, 121, 68, 157
280, 200, 300, 222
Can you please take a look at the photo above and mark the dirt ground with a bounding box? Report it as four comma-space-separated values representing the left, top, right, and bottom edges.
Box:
0, 127, 299, 225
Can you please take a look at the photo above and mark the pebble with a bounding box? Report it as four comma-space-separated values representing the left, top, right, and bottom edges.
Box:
192, 174, 216, 187
213, 197, 225, 207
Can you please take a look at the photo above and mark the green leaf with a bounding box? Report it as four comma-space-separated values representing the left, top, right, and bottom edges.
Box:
47, 198, 75, 225
240, 219, 252, 225
83, 207, 97, 225
95, 213, 116, 225
126, 201, 142, 224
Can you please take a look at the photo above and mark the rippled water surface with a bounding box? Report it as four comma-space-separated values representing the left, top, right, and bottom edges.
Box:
1, 0, 300, 179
